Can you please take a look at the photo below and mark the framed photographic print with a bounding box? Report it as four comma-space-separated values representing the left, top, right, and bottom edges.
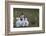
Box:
5, 1, 45, 36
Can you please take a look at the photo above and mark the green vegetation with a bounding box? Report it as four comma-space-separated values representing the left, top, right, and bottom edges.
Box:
13, 8, 39, 28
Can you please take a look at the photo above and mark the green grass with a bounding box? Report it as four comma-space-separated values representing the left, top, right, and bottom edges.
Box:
13, 8, 39, 28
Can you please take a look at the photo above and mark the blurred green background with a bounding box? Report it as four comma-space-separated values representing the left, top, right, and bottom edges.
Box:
13, 8, 39, 28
